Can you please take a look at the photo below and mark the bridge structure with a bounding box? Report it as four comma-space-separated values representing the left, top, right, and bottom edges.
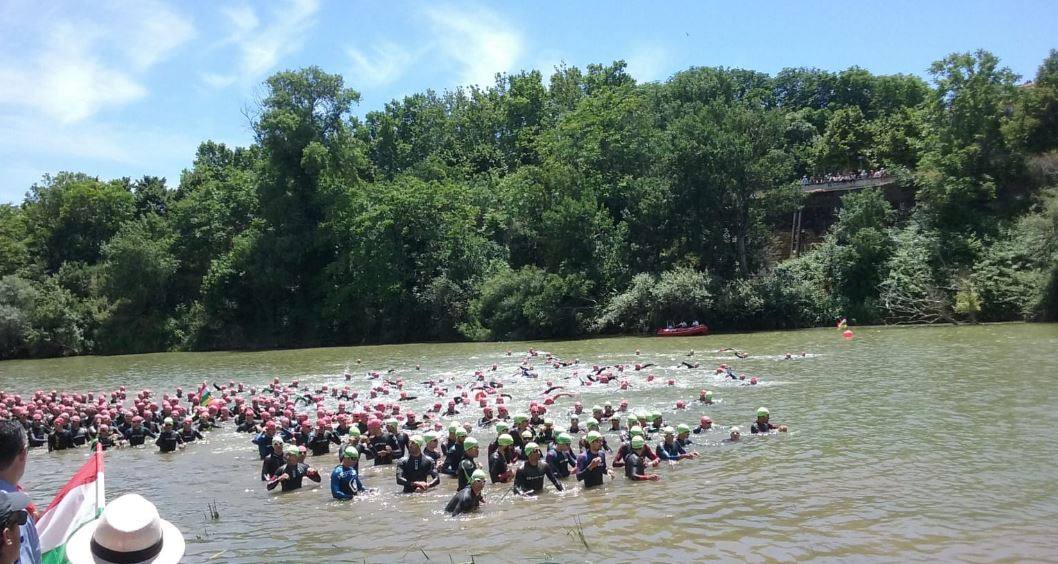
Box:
786, 176, 908, 258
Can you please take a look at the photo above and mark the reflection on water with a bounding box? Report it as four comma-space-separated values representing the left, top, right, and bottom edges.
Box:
7, 324, 1058, 562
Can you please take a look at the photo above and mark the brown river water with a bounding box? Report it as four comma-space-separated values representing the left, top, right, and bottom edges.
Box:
4, 323, 1058, 563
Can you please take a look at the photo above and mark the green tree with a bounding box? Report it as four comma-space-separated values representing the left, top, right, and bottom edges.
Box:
22, 173, 136, 272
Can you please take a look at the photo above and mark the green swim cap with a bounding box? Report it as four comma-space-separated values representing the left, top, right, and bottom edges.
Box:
592, 405, 603, 412
630, 436, 646, 449
627, 415, 638, 425
556, 433, 572, 445
471, 469, 487, 482
343, 446, 359, 459
604, 401, 612, 407
495, 421, 509, 433
652, 411, 662, 421
610, 414, 620, 421
163, 417, 174, 425
705, 390, 714, 397
757, 407, 770, 418
513, 414, 528, 424
677, 424, 691, 434
586, 420, 600, 430
497, 433, 514, 446
385, 417, 398, 426
349, 427, 361, 438
423, 431, 438, 442
463, 437, 479, 450
284, 445, 300, 456
663, 426, 675, 436
521, 429, 533, 439
544, 418, 554, 426
630, 425, 644, 437
455, 427, 468, 437
448, 422, 460, 432
523, 442, 540, 456
635, 410, 648, 420
586, 431, 602, 443
409, 434, 425, 447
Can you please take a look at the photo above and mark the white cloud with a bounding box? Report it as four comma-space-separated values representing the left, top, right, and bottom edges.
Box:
424, 6, 523, 88
0, 1, 194, 123
0, 113, 203, 202
205, 0, 320, 88
346, 41, 419, 89
626, 42, 672, 83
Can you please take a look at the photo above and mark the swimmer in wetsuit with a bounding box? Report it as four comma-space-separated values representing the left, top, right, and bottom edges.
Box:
445, 469, 487, 516
750, 407, 779, 434
456, 437, 482, 491
624, 436, 661, 481
331, 447, 366, 500
546, 433, 577, 478
656, 427, 698, 462
514, 442, 563, 495
488, 434, 515, 483
396, 435, 440, 493
267, 446, 321, 492
575, 431, 612, 488
154, 418, 182, 453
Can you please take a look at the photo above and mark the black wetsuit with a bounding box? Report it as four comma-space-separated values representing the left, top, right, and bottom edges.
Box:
307, 430, 340, 456
445, 486, 482, 516
261, 451, 284, 480
28, 425, 48, 447
155, 430, 182, 453
514, 461, 563, 495
274, 462, 319, 492
457, 455, 478, 490
369, 433, 400, 466
123, 426, 155, 446
441, 442, 463, 476
179, 427, 204, 443
692, 425, 711, 434
575, 450, 608, 488
488, 450, 510, 483
751, 421, 778, 434
536, 428, 556, 446
69, 426, 88, 446
546, 447, 576, 478
49, 429, 72, 451
424, 446, 442, 462
395, 453, 440, 493
624, 451, 649, 480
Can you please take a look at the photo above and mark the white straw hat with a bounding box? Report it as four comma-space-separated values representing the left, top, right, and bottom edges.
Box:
66, 494, 185, 564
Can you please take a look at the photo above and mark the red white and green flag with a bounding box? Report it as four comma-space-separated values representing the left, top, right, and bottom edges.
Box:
37, 443, 106, 564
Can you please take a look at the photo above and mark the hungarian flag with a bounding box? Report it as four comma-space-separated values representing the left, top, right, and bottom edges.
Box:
37, 444, 106, 564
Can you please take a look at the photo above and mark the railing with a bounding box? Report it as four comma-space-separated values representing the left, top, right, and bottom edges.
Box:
801, 176, 893, 194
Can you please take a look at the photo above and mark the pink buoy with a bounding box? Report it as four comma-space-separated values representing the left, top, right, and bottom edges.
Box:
842, 329, 854, 340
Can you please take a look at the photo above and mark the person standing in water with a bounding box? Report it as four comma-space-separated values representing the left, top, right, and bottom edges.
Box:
624, 436, 661, 481
456, 437, 482, 491
266, 446, 321, 492
751, 407, 780, 434
546, 433, 577, 478
575, 431, 612, 488
513, 442, 564, 495
330, 447, 367, 500
396, 435, 440, 493
445, 469, 487, 516
488, 434, 515, 483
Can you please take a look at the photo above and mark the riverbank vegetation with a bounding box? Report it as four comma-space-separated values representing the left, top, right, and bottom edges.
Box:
1, 49, 1057, 359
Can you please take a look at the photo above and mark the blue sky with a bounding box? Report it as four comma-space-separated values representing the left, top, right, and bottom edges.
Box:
0, 0, 1054, 203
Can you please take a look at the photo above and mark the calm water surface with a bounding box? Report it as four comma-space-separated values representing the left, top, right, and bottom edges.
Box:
4, 324, 1058, 563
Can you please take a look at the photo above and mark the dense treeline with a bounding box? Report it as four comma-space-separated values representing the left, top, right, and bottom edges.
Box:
2, 49, 1057, 359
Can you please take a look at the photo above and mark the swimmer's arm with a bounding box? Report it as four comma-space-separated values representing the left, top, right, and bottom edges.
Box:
395, 463, 410, 487
546, 466, 563, 491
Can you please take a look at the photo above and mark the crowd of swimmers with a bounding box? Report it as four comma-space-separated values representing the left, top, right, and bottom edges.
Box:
0, 347, 790, 517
